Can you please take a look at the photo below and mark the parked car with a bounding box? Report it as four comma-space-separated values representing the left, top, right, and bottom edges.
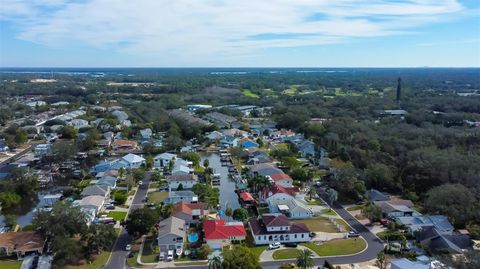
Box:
159, 252, 165, 261
106, 205, 115, 210
309, 232, 317, 237
268, 242, 281, 250
125, 244, 132, 251
381, 218, 390, 226
283, 242, 298, 248
166, 250, 174, 261
347, 230, 360, 238
159, 185, 168, 191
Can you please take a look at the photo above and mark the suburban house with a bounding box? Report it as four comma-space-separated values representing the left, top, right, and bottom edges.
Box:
96, 176, 117, 189
74, 195, 105, 215
247, 149, 271, 165
249, 163, 283, 177
396, 215, 454, 234
164, 191, 198, 205
239, 138, 259, 148
120, 153, 145, 169
95, 170, 118, 179
374, 199, 415, 218
239, 192, 256, 206
139, 128, 153, 140
220, 135, 239, 148
67, 119, 89, 129
172, 201, 207, 225
297, 140, 316, 158
365, 189, 390, 201
415, 226, 472, 254
391, 256, 432, 269
112, 139, 138, 151
166, 174, 198, 190
268, 173, 293, 187
203, 219, 247, 250
205, 131, 224, 141
153, 152, 177, 169
81, 185, 110, 198
0, 232, 46, 257
157, 216, 186, 255
259, 184, 300, 204
221, 128, 248, 138
34, 144, 51, 157
268, 196, 313, 219
171, 159, 193, 175
248, 213, 311, 245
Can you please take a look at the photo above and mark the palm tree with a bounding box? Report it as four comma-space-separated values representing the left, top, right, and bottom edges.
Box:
296, 249, 314, 269
307, 187, 316, 200
208, 255, 222, 269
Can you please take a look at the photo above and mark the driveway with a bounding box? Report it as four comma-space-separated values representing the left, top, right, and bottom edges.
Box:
104, 172, 151, 269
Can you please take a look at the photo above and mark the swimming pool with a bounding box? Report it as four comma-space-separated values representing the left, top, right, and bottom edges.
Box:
188, 233, 199, 243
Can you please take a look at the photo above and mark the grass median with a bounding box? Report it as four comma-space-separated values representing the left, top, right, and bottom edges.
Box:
301, 238, 366, 257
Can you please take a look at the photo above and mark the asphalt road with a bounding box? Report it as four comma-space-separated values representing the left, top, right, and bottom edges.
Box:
104, 172, 151, 269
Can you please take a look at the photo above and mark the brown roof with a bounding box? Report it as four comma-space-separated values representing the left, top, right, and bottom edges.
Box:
262, 214, 290, 227
248, 217, 309, 236
113, 139, 137, 147
0, 232, 45, 253
173, 201, 206, 215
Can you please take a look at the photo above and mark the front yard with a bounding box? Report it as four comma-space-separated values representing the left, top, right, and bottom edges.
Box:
292, 217, 351, 233
301, 238, 367, 256
65, 250, 112, 269
107, 211, 127, 221
147, 191, 168, 204
140, 236, 159, 263
245, 232, 267, 259
272, 249, 301, 260
0, 259, 21, 269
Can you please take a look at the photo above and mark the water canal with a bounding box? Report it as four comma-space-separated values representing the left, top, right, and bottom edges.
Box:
199, 152, 240, 212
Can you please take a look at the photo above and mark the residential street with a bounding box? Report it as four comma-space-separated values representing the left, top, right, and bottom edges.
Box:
104, 172, 151, 269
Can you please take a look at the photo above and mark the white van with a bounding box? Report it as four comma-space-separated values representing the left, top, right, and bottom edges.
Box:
166, 250, 174, 261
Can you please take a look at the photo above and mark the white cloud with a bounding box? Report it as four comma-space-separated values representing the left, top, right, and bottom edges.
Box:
0, 0, 469, 63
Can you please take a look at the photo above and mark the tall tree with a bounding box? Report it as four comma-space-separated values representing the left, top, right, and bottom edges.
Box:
325, 188, 338, 211
296, 249, 315, 269
375, 251, 386, 269
222, 245, 261, 269
125, 208, 158, 237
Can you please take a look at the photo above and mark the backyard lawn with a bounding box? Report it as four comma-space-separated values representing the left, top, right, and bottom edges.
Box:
107, 211, 127, 221
272, 249, 301, 260
148, 191, 168, 204
242, 89, 260, 98
301, 238, 367, 256
292, 217, 350, 233
0, 259, 21, 269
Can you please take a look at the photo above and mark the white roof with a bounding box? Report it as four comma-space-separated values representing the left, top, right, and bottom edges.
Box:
155, 152, 177, 160
122, 153, 145, 164
78, 195, 105, 207
278, 204, 289, 211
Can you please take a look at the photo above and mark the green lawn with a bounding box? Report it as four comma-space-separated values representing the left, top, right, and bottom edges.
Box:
0, 259, 22, 269
301, 238, 366, 257
147, 191, 168, 204
272, 249, 301, 260
257, 206, 270, 214
243, 89, 260, 98
107, 211, 127, 221
321, 208, 338, 216
127, 252, 139, 267
292, 217, 350, 233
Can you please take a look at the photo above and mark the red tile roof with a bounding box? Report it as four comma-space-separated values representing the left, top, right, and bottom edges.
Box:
239, 192, 254, 201
203, 219, 246, 240
269, 173, 292, 181
173, 201, 205, 215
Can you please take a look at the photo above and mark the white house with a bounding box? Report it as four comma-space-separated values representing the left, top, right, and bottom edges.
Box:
154, 153, 177, 169
121, 153, 145, 169
267, 173, 294, 188
268, 196, 313, 219
248, 213, 310, 245
67, 119, 89, 129
74, 195, 105, 215
166, 174, 198, 190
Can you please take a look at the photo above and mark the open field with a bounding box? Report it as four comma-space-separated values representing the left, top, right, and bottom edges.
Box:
292, 217, 350, 233
242, 89, 260, 98
301, 238, 367, 256
147, 191, 168, 204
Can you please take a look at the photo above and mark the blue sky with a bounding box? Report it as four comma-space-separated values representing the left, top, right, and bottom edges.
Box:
0, 0, 479, 67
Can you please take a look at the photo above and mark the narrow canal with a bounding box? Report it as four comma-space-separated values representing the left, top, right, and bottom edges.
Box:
200, 152, 240, 212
